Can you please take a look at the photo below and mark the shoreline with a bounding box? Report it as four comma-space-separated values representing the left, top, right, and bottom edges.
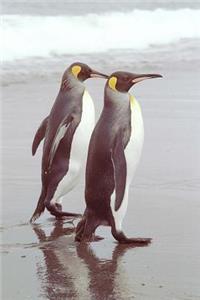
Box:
1, 61, 200, 299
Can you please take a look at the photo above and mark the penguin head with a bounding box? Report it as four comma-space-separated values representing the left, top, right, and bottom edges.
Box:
107, 71, 162, 93
70, 62, 108, 82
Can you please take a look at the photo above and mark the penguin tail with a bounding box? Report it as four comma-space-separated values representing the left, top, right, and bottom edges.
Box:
30, 188, 46, 223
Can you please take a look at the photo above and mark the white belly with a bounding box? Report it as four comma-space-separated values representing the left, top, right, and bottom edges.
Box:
53, 90, 95, 201
111, 96, 144, 230
125, 97, 144, 185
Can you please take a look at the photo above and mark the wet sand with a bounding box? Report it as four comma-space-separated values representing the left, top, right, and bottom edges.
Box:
1, 65, 200, 299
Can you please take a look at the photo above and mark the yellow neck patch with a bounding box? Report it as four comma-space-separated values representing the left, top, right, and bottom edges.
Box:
71, 65, 81, 78
129, 94, 141, 111
129, 94, 136, 109
108, 76, 117, 91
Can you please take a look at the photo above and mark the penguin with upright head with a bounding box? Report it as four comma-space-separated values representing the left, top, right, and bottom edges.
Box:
30, 62, 108, 223
75, 71, 162, 244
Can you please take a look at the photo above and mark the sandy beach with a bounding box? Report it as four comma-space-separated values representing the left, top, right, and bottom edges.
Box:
1, 57, 200, 299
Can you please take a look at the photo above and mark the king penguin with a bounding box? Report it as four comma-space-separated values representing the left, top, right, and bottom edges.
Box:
75, 71, 162, 244
30, 62, 108, 223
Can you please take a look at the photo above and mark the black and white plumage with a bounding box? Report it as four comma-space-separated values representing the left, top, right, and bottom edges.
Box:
30, 62, 108, 223
76, 71, 162, 244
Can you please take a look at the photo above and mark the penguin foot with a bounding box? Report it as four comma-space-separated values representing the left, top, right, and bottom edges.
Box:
119, 237, 152, 246
112, 229, 151, 246
45, 201, 82, 219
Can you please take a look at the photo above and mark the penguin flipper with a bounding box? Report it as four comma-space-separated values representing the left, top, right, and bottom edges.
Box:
48, 115, 74, 170
32, 116, 49, 156
111, 131, 127, 211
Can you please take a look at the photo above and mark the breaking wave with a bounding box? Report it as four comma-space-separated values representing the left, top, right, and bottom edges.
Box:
1, 8, 200, 61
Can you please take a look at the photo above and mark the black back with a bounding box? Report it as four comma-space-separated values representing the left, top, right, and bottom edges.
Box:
41, 79, 84, 190
85, 90, 131, 220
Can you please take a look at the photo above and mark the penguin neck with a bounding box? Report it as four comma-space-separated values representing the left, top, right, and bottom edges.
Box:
60, 71, 85, 93
104, 86, 130, 110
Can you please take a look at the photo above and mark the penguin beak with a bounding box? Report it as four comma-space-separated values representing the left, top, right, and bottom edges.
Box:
131, 73, 162, 84
90, 70, 108, 79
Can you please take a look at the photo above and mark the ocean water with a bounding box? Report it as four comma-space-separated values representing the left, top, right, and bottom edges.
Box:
1, 0, 200, 69
2, 0, 200, 15
1, 3, 200, 299
1, 8, 200, 62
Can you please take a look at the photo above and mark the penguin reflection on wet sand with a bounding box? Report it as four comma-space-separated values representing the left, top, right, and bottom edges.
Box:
76, 71, 162, 244
32, 222, 134, 300
32, 222, 77, 299
30, 62, 108, 223
76, 243, 134, 299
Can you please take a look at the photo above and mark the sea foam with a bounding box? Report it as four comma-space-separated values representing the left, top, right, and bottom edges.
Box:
1, 9, 200, 62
